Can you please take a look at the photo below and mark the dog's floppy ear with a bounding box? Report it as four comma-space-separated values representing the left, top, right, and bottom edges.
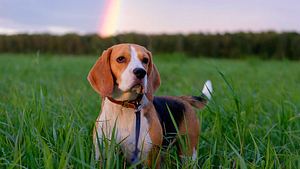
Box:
146, 51, 161, 100
87, 48, 114, 97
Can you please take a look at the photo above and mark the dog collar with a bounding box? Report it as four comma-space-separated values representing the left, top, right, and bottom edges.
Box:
107, 94, 144, 109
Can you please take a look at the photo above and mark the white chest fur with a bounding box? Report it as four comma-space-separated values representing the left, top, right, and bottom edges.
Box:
94, 98, 152, 162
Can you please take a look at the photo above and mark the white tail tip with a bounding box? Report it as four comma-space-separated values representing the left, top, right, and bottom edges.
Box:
202, 80, 213, 99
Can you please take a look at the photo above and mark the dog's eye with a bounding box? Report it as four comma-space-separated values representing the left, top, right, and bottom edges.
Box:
116, 56, 126, 63
142, 58, 149, 64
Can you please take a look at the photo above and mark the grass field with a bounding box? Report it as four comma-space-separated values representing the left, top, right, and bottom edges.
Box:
1, 53, 300, 168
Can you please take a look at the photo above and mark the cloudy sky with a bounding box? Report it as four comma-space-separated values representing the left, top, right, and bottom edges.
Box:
0, 0, 299, 36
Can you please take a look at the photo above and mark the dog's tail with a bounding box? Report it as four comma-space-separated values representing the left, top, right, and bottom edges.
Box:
180, 80, 213, 109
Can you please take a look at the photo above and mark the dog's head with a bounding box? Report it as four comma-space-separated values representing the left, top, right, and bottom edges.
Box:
88, 44, 160, 100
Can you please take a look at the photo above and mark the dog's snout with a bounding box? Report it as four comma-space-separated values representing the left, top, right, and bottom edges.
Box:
133, 68, 146, 79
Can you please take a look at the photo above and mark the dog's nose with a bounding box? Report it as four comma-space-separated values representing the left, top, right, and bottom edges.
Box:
133, 68, 146, 79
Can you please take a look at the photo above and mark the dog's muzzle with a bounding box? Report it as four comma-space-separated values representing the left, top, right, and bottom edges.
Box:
133, 68, 146, 80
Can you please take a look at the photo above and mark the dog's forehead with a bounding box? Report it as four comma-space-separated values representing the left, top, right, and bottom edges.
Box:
111, 44, 147, 56
110, 44, 130, 55
130, 44, 147, 53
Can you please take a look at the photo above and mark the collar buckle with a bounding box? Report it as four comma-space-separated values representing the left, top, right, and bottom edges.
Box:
122, 101, 130, 108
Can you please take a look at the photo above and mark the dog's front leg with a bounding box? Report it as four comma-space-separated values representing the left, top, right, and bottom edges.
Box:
146, 108, 163, 168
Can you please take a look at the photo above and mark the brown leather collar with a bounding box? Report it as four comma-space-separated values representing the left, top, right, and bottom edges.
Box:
107, 94, 144, 109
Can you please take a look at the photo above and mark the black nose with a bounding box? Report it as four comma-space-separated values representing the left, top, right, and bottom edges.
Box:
133, 68, 146, 79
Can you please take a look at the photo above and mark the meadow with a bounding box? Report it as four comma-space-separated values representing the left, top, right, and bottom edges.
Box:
0, 53, 300, 168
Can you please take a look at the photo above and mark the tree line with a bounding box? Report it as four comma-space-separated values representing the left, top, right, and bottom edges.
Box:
0, 31, 300, 59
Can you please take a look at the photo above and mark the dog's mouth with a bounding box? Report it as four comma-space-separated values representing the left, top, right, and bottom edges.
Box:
130, 83, 144, 94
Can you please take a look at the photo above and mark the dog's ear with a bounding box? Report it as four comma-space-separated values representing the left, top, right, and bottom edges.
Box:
87, 48, 114, 97
146, 51, 161, 100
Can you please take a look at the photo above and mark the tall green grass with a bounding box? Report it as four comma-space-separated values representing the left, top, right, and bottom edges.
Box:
0, 53, 300, 168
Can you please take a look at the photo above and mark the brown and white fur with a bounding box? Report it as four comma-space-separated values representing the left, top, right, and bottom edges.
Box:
87, 43, 212, 168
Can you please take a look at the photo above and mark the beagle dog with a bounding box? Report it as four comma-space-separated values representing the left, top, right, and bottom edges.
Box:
88, 43, 212, 167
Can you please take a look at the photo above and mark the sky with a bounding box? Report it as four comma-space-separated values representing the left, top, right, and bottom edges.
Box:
0, 0, 299, 37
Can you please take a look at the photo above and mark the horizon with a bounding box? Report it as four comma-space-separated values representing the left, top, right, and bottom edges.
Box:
1, 30, 300, 37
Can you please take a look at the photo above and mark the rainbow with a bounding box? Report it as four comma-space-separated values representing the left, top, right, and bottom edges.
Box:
98, 0, 121, 37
